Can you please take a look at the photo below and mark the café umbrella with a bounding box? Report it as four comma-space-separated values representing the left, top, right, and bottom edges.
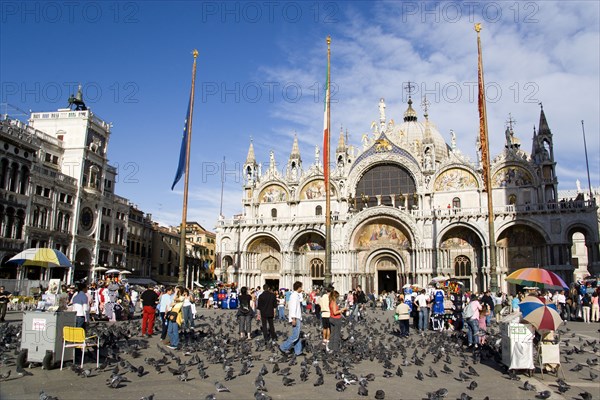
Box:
506, 268, 568, 291
105, 269, 121, 275
8, 248, 73, 268
519, 296, 563, 331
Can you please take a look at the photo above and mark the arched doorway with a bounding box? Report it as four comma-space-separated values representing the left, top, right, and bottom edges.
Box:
439, 226, 483, 292
246, 236, 281, 287
566, 225, 598, 284
497, 224, 547, 292
74, 248, 92, 282
292, 231, 325, 287
376, 256, 400, 294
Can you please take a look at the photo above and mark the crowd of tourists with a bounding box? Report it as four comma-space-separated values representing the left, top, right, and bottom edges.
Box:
55, 276, 599, 354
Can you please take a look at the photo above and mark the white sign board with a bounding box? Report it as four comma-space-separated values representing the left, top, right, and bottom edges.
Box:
31, 318, 47, 331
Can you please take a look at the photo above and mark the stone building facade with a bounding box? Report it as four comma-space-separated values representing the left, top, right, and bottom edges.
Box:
216, 97, 599, 295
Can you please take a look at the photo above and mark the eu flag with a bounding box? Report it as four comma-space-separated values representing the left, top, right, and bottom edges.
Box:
171, 95, 192, 190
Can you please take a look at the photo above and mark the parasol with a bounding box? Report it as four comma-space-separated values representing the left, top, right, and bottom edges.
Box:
506, 268, 568, 291
519, 296, 563, 331
105, 269, 121, 274
8, 248, 73, 268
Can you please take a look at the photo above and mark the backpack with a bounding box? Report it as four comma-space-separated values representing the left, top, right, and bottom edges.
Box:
462, 303, 474, 320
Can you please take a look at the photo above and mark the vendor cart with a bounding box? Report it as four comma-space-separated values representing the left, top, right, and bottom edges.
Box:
500, 321, 535, 375
20, 311, 76, 369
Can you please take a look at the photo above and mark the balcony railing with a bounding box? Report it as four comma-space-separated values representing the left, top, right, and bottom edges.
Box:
218, 200, 596, 226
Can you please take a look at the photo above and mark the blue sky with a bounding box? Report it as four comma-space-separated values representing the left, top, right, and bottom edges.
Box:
1, 1, 599, 228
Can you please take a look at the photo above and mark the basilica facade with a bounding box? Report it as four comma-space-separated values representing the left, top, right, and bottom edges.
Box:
216, 97, 599, 295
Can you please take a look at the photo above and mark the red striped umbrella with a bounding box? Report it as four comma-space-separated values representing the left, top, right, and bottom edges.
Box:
506, 268, 568, 290
519, 296, 563, 331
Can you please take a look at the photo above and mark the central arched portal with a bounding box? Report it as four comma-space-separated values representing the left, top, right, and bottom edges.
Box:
367, 251, 404, 294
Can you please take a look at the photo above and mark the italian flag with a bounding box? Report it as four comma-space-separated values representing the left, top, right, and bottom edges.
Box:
323, 56, 330, 188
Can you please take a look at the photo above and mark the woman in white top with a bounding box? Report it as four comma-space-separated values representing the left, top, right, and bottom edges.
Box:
181, 289, 195, 332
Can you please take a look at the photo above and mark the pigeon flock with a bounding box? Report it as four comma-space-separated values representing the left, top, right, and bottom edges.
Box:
0, 310, 598, 399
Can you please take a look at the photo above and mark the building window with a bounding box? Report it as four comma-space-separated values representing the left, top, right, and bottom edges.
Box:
452, 197, 461, 209
355, 163, 417, 209
454, 255, 471, 276
310, 258, 324, 278
315, 205, 322, 216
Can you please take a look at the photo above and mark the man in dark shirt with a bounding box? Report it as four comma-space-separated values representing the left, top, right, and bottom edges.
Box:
480, 290, 495, 325
140, 285, 159, 337
0, 286, 12, 322
257, 284, 278, 344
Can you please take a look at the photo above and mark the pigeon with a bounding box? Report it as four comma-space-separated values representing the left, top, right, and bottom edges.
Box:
106, 374, 124, 388
535, 390, 551, 399
16, 366, 32, 376
457, 371, 470, 382
282, 376, 295, 386
177, 371, 188, 382
254, 391, 272, 400
507, 370, 520, 381
39, 391, 59, 400
467, 380, 478, 390
215, 382, 230, 392
579, 391, 592, 400
259, 364, 268, 375
313, 375, 324, 386
522, 380, 536, 391
358, 384, 368, 396
374, 389, 385, 399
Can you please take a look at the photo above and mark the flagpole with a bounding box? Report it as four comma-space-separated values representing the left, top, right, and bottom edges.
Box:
324, 36, 332, 287
475, 24, 498, 292
178, 49, 199, 287
581, 120, 594, 202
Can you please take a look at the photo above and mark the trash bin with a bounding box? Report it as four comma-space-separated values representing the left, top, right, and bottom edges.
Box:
21, 311, 76, 366
500, 321, 535, 371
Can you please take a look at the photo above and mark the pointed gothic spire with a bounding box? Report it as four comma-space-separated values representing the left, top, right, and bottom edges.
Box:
336, 126, 345, 152
290, 133, 301, 159
538, 103, 551, 136
245, 138, 256, 164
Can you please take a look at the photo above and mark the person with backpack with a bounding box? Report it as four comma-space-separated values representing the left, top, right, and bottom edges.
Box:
464, 294, 482, 348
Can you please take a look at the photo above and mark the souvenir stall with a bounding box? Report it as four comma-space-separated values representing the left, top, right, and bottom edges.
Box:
502, 268, 568, 377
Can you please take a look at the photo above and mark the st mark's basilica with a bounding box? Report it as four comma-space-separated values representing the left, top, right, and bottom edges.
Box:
216, 96, 599, 295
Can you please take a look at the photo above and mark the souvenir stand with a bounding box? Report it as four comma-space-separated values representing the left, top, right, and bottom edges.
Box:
499, 313, 535, 375
20, 279, 76, 369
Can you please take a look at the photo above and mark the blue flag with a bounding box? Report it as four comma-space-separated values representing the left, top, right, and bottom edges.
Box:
171, 96, 192, 190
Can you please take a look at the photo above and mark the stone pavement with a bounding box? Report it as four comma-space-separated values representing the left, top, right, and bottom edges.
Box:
0, 308, 598, 400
